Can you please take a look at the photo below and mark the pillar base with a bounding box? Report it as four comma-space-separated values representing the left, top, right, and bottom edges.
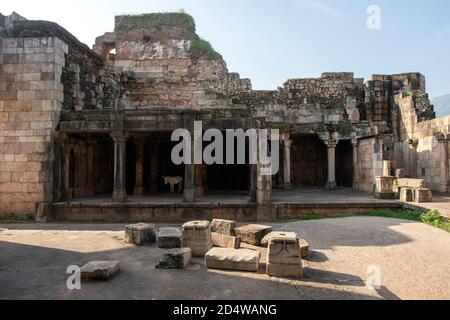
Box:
439, 185, 449, 193
183, 189, 195, 203
326, 182, 337, 189
283, 183, 292, 190
112, 190, 127, 202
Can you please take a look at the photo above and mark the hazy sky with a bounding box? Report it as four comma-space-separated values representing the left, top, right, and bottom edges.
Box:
2, 0, 450, 99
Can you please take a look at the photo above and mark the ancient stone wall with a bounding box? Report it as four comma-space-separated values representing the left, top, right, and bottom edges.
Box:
0, 37, 67, 214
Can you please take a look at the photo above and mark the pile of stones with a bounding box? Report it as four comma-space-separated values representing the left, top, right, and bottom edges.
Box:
78, 220, 310, 281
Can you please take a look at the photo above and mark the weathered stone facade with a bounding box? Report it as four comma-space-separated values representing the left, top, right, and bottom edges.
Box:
0, 12, 447, 219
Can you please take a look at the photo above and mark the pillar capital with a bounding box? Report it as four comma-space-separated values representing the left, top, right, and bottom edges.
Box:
283, 139, 293, 148
351, 138, 359, 148
110, 131, 129, 143
319, 132, 339, 148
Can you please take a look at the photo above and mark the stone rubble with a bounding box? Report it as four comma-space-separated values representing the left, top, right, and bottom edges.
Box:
234, 224, 273, 246
156, 248, 192, 269
80, 261, 120, 280
125, 223, 156, 246
157, 227, 182, 249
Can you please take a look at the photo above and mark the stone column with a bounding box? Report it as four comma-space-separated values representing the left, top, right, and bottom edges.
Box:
408, 139, 418, 179
111, 131, 128, 202
86, 137, 95, 196
283, 140, 293, 190
436, 133, 449, 193
249, 164, 257, 202
54, 133, 66, 201
134, 138, 145, 196
351, 137, 359, 189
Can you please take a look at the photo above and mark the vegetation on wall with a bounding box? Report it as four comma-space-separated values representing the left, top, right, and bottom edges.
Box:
115, 12, 196, 32
190, 36, 222, 60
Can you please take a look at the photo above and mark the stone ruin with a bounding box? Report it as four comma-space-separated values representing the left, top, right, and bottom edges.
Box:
0, 11, 448, 218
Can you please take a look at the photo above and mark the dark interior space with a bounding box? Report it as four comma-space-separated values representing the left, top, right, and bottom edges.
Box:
206, 138, 250, 191
93, 137, 114, 195
291, 135, 327, 187
336, 139, 353, 187
125, 141, 137, 195
157, 141, 185, 193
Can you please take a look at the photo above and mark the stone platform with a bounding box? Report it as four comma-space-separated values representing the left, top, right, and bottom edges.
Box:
50, 188, 401, 222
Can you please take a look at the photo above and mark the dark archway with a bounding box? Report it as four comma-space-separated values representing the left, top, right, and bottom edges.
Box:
336, 140, 353, 187
291, 135, 327, 187
68, 148, 75, 188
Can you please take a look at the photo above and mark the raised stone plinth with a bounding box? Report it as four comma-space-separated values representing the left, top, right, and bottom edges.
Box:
158, 227, 182, 249
181, 221, 212, 256
210, 219, 236, 236
125, 223, 156, 246
266, 232, 303, 278
80, 261, 120, 280
235, 224, 273, 246
400, 188, 414, 203
414, 189, 433, 203
211, 232, 241, 249
205, 248, 261, 272
156, 248, 192, 269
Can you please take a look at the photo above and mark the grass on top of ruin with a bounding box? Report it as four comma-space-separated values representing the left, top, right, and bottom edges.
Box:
297, 209, 450, 233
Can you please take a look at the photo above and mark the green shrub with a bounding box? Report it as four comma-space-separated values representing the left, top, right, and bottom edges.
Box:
115, 12, 196, 32
190, 37, 221, 60
0, 213, 34, 221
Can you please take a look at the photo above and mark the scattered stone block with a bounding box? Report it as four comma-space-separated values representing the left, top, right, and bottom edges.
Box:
261, 231, 298, 247
156, 248, 192, 269
266, 232, 303, 278
299, 239, 310, 259
414, 189, 433, 203
397, 178, 426, 189
158, 227, 182, 249
80, 261, 120, 281
375, 176, 396, 200
400, 188, 414, 203
205, 248, 261, 272
181, 221, 212, 256
234, 224, 273, 246
125, 223, 156, 246
210, 219, 236, 236
211, 232, 241, 249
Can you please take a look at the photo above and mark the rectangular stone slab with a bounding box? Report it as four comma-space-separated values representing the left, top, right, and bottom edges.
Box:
234, 224, 273, 246
158, 227, 182, 248
210, 219, 236, 236
211, 232, 241, 249
205, 248, 260, 272
80, 261, 120, 280
397, 178, 426, 189
267, 263, 303, 278
156, 248, 192, 269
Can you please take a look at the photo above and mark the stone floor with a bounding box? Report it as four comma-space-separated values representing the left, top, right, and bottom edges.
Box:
1, 217, 449, 300
405, 193, 450, 219
64, 187, 399, 205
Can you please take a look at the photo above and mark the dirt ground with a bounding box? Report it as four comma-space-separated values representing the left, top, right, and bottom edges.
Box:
1, 217, 449, 300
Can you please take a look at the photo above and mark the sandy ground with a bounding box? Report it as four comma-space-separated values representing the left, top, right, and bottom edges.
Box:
1, 217, 449, 300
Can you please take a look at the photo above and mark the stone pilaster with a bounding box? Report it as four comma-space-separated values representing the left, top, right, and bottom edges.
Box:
436, 133, 449, 193
111, 131, 128, 202
351, 138, 359, 189
408, 139, 418, 179
283, 140, 293, 190
134, 138, 145, 196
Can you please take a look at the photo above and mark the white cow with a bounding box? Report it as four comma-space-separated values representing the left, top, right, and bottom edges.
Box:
163, 176, 183, 193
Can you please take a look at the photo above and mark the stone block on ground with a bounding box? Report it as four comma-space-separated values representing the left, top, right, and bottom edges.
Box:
414, 188, 433, 203
158, 227, 182, 249
80, 261, 120, 280
205, 248, 261, 272
211, 232, 241, 249
266, 262, 303, 278
234, 224, 273, 246
261, 231, 298, 247
210, 219, 236, 236
397, 178, 426, 189
125, 223, 156, 246
156, 248, 192, 269
400, 188, 414, 203
267, 233, 301, 265
299, 239, 310, 259
181, 221, 212, 256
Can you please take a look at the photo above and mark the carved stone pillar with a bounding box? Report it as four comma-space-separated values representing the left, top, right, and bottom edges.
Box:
111, 131, 128, 202
436, 133, 449, 193
283, 140, 292, 190
351, 138, 359, 189
408, 139, 418, 179
134, 138, 145, 196
319, 132, 339, 189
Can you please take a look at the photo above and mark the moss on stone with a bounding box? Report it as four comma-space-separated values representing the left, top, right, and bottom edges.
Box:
190, 36, 222, 60
115, 12, 196, 32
